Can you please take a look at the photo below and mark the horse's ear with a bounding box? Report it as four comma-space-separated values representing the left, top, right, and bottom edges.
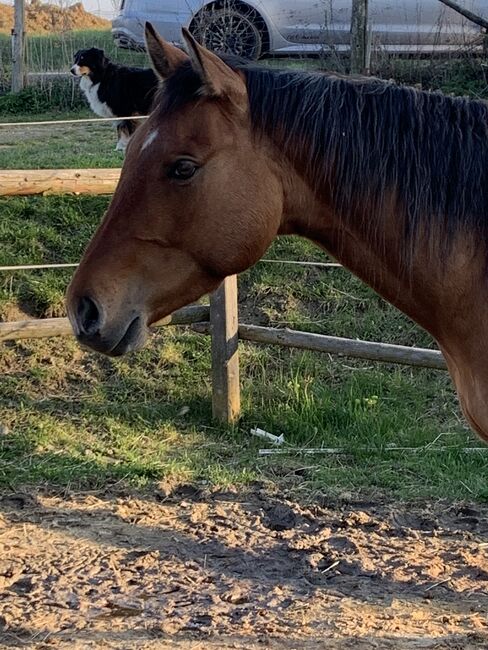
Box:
181, 28, 245, 100
145, 22, 188, 79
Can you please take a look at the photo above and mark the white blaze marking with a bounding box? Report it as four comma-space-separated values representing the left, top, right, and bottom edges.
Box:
141, 129, 159, 152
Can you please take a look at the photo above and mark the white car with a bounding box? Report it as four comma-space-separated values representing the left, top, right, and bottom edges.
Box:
112, 1, 488, 60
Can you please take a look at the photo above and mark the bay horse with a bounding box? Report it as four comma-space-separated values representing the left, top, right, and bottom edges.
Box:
67, 23, 488, 442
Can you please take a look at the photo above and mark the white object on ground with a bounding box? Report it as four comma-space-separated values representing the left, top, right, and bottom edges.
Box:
250, 428, 285, 445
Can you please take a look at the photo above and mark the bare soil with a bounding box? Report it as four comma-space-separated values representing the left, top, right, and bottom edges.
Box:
0, 1, 109, 35
0, 484, 487, 649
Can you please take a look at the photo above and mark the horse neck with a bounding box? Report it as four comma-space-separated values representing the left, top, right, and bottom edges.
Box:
245, 68, 488, 342
276, 159, 483, 349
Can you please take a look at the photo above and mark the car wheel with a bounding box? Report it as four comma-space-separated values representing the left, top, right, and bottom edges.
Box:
193, 7, 263, 61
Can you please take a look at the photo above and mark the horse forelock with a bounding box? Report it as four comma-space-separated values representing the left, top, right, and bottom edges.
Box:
155, 60, 207, 115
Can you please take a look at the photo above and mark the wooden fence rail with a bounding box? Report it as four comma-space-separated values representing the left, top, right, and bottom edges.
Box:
0, 305, 209, 342
192, 322, 447, 371
0, 169, 121, 196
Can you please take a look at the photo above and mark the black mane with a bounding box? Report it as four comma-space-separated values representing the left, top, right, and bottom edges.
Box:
159, 59, 488, 253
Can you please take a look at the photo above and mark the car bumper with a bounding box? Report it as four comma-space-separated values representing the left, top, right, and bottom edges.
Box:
112, 14, 189, 50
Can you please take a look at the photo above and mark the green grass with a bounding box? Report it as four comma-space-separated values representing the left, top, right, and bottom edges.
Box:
1, 68, 488, 500
2, 329, 484, 499
0, 113, 123, 168
0, 195, 106, 316
0, 193, 486, 500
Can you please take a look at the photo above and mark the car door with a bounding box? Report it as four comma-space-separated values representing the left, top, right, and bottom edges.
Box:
369, 0, 439, 48
260, 0, 488, 51
115, 0, 189, 46
320, 0, 460, 49
368, 0, 485, 50
255, 1, 331, 45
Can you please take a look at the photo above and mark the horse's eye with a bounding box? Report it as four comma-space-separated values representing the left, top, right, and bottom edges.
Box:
168, 160, 198, 181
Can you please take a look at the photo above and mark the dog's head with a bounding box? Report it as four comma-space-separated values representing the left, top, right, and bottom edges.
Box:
70, 48, 107, 77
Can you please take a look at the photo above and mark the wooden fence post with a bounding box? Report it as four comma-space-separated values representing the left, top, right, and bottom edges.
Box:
210, 275, 240, 424
11, 0, 25, 93
351, 0, 370, 75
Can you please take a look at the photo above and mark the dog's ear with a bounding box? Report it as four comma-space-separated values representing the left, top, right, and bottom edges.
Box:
73, 49, 81, 60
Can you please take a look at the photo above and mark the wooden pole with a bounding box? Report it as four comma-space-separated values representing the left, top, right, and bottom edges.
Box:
193, 322, 447, 371
209, 275, 241, 424
0, 168, 121, 196
351, 0, 370, 75
0, 305, 209, 342
11, 0, 25, 93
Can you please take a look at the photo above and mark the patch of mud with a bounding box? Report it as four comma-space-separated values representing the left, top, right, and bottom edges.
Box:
0, 485, 487, 649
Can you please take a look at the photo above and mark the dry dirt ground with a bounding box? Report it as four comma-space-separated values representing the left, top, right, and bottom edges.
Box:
0, 484, 488, 650
0, 1, 109, 35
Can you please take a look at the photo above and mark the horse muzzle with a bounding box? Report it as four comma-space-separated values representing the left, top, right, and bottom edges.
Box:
69, 295, 148, 356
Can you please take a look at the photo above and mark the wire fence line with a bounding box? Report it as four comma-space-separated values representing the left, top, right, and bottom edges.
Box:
0, 263, 78, 272
259, 260, 342, 269
0, 260, 343, 273
0, 115, 149, 128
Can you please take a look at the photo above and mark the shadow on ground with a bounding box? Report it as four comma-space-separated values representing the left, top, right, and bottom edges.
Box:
0, 482, 488, 648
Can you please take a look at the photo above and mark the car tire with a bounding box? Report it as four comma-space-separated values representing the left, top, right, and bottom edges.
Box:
192, 7, 263, 61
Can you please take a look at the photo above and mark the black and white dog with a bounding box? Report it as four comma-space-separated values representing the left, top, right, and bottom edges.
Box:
70, 48, 158, 151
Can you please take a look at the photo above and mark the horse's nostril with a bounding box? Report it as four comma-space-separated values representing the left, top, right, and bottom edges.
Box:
77, 296, 101, 337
